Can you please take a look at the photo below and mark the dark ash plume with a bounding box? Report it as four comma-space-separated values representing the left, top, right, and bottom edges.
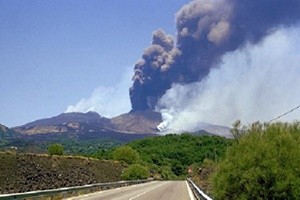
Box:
129, 29, 181, 111
130, 0, 300, 111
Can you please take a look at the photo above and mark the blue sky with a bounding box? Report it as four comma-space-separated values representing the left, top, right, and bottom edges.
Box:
0, 0, 189, 127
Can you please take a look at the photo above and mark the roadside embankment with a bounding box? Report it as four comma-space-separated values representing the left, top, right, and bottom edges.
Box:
0, 152, 124, 194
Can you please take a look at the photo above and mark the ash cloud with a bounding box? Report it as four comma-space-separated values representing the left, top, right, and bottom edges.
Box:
129, 29, 181, 111
130, 0, 300, 112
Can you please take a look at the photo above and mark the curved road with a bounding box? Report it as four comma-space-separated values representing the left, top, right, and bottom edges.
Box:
65, 181, 195, 200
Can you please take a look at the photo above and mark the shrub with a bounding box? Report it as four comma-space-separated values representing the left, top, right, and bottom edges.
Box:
113, 146, 139, 164
121, 164, 149, 180
212, 122, 300, 199
48, 143, 64, 156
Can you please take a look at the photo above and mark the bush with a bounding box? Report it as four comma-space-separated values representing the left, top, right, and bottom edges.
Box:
113, 146, 139, 164
121, 164, 149, 180
159, 166, 177, 180
212, 122, 300, 199
48, 143, 64, 156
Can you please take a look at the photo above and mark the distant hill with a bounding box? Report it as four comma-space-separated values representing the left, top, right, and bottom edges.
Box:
193, 122, 232, 138
13, 111, 114, 135
160, 122, 232, 138
8, 111, 161, 154
22, 111, 103, 127
111, 110, 162, 134
0, 123, 20, 140
13, 111, 231, 137
0, 123, 9, 133
14, 111, 161, 135
2, 111, 232, 154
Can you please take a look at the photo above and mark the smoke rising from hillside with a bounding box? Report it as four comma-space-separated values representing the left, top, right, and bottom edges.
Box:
66, 69, 131, 117
157, 28, 300, 130
130, 0, 300, 111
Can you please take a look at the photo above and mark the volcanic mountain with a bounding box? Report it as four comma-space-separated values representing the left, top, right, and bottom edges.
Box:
13, 111, 162, 136
13, 111, 231, 138
6, 111, 162, 153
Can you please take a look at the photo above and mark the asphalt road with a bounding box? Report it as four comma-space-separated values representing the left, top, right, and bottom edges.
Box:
65, 181, 195, 200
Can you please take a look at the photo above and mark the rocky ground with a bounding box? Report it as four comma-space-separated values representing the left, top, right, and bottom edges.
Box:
0, 152, 124, 194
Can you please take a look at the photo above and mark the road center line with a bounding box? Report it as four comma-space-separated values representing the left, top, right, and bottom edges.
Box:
186, 181, 196, 200
128, 182, 168, 200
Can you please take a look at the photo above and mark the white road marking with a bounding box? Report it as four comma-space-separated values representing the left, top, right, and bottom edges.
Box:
65, 181, 158, 200
186, 181, 196, 200
128, 182, 168, 200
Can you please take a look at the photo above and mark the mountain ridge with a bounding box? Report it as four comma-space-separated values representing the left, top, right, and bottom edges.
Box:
16, 111, 104, 127
13, 110, 162, 135
12, 111, 232, 138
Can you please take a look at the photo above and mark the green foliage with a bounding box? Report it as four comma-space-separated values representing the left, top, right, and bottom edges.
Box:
171, 160, 184, 176
113, 146, 140, 164
121, 164, 149, 180
212, 122, 300, 199
128, 134, 230, 178
231, 119, 244, 139
1, 131, 124, 155
48, 143, 64, 156
57, 139, 122, 156
159, 166, 177, 180
0, 126, 20, 148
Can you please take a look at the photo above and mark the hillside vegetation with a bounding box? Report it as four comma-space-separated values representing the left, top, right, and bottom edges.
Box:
1, 134, 125, 155
92, 134, 231, 179
0, 124, 20, 146
212, 122, 300, 199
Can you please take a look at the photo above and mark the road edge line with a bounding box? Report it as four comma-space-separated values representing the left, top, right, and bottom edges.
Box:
186, 181, 196, 200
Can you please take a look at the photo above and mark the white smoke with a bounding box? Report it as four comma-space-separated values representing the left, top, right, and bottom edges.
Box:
66, 68, 132, 117
157, 27, 300, 131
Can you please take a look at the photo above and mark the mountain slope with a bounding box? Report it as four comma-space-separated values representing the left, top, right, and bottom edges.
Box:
194, 122, 232, 138
111, 110, 162, 134
22, 111, 103, 127
0, 123, 20, 139
0, 123, 21, 147
9, 111, 160, 154
11, 110, 232, 149
13, 111, 162, 135
14, 112, 113, 135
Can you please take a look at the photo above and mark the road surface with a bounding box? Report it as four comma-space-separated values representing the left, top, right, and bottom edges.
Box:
65, 181, 195, 200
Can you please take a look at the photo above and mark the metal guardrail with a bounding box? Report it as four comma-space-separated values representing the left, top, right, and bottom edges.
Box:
187, 178, 213, 200
0, 179, 150, 200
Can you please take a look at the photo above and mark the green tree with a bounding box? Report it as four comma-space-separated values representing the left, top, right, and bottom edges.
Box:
113, 146, 139, 164
212, 122, 300, 199
121, 164, 149, 180
171, 160, 185, 176
48, 143, 64, 156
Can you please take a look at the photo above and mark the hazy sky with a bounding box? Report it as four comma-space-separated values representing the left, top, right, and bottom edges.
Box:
0, 0, 188, 127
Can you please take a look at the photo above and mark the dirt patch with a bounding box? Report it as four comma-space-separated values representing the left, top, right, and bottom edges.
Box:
0, 152, 124, 194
